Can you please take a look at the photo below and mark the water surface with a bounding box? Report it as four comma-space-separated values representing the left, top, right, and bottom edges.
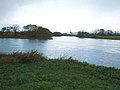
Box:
0, 36, 120, 68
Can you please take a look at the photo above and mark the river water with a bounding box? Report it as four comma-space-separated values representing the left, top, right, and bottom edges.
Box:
0, 36, 120, 68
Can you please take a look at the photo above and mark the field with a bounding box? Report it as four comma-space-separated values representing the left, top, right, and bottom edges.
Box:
0, 53, 120, 90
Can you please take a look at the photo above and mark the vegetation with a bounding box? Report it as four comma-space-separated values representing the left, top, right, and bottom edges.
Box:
53, 32, 76, 37
75, 29, 120, 40
62, 33, 76, 36
86, 35, 120, 40
77, 29, 120, 37
53, 32, 62, 36
1, 24, 120, 40
0, 50, 46, 64
53, 29, 120, 40
0, 51, 120, 90
0, 24, 53, 40
77, 30, 89, 38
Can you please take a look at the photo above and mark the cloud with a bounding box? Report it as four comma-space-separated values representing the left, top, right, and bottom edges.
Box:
0, 0, 43, 19
88, 0, 120, 13
0, 0, 120, 32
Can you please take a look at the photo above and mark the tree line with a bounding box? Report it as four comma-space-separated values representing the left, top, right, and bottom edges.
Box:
53, 29, 120, 37
77, 29, 120, 38
0, 24, 53, 39
1, 25, 120, 39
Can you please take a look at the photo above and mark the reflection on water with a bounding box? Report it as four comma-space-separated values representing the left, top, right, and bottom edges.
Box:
0, 36, 120, 68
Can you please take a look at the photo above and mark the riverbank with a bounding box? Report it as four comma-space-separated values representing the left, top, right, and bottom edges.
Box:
0, 51, 120, 90
77, 35, 120, 40
55, 35, 120, 40
0, 35, 53, 40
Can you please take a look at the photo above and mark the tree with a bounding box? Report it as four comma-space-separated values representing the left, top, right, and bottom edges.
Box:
23, 24, 38, 32
0, 24, 52, 39
77, 30, 89, 37
23, 24, 52, 39
23, 24, 38, 37
53, 32, 62, 36
1, 27, 6, 32
1, 25, 20, 33
12, 24, 20, 33
93, 29, 105, 36
98, 29, 105, 35
36, 26, 53, 39
105, 30, 113, 35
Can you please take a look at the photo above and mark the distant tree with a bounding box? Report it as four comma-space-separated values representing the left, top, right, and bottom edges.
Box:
77, 30, 89, 37
98, 29, 105, 35
53, 32, 62, 36
1, 25, 20, 33
105, 30, 113, 35
114, 31, 120, 35
1, 27, 6, 32
12, 24, 20, 33
23, 24, 38, 32
6, 26, 11, 33
93, 29, 105, 36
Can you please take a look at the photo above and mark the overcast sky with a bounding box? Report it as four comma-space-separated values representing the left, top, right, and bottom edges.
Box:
0, 0, 120, 32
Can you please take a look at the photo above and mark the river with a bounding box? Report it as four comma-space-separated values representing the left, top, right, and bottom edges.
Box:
0, 36, 120, 68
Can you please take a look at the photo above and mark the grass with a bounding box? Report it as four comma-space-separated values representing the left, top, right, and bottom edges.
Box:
0, 50, 46, 64
0, 51, 120, 90
87, 36, 120, 40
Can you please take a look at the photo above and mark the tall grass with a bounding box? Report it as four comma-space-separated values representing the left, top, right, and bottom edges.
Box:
0, 50, 46, 64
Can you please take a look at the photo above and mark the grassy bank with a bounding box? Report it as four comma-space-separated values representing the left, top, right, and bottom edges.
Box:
83, 36, 120, 40
0, 51, 120, 90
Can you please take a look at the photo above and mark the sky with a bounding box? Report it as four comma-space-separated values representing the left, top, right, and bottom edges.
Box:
0, 0, 120, 33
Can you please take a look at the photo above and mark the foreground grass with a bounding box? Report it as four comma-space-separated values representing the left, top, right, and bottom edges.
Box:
0, 52, 120, 90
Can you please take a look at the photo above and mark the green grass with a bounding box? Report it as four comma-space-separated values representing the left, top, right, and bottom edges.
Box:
0, 57, 120, 90
87, 36, 120, 40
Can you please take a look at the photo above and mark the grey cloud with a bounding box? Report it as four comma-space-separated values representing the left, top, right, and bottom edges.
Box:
0, 0, 120, 27
0, 0, 120, 18
89, 0, 120, 12
0, 0, 43, 20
